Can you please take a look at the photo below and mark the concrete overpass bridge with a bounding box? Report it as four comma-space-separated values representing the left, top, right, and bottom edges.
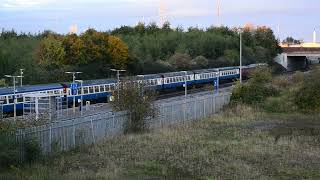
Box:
275, 47, 320, 71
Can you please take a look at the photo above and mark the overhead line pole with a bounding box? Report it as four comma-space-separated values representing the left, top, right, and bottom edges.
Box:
65, 72, 82, 114
5, 75, 22, 121
240, 30, 243, 83
111, 69, 126, 100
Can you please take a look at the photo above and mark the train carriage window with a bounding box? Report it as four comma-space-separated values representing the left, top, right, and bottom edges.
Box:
0, 97, 8, 105
94, 86, 99, 93
9, 96, 14, 103
83, 87, 89, 94
100, 85, 105, 92
111, 84, 116, 91
17, 97, 23, 103
89, 87, 94, 93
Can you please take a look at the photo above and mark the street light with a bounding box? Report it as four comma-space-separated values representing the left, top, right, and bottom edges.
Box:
20, 69, 24, 87
110, 69, 126, 100
65, 72, 82, 114
238, 28, 243, 84
75, 80, 83, 116
5, 75, 22, 121
137, 75, 145, 96
181, 71, 188, 98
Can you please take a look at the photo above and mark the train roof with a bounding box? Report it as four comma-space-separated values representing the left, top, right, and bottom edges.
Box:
136, 74, 162, 80
218, 66, 239, 71
193, 68, 219, 73
0, 83, 63, 96
161, 71, 194, 78
80, 79, 116, 87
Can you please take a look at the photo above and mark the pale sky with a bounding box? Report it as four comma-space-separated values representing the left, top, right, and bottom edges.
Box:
0, 0, 319, 41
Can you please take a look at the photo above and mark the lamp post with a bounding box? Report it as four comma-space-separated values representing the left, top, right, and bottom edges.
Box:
181, 71, 188, 98
20, 69, 24, 87
137, 75, 145, 96
5, 75, 22, 121
65, 71, 82, 114
75, 80, 83, 116
110, 69, 126, 100
239, 29, 243, 84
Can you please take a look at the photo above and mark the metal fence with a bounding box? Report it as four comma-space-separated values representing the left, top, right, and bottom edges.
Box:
16, 92, 231, 154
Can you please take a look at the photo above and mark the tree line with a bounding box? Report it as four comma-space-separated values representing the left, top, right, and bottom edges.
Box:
0, 24, 281, 85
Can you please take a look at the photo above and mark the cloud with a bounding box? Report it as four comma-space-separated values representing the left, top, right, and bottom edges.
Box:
1, 0, 55, 9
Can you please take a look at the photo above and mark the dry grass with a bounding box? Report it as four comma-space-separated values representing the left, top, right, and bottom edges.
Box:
1, 105, 320, 179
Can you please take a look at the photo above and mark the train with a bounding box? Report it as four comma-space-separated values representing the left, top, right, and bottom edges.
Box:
0, 64, 267, 114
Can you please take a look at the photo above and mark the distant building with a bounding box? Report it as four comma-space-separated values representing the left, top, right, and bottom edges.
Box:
243, 23, 255, 30
69, 24, 78, 34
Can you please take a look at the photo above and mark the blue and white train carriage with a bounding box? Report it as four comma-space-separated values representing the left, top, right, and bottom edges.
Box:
0, 64, 261, 115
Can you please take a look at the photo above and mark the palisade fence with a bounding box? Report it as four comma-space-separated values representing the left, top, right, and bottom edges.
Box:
15, 92, 231, 156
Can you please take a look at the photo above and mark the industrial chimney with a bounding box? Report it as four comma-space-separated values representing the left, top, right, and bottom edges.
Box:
313, 29, 317, 43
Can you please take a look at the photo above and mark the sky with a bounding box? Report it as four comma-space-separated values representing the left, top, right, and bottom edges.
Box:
0, 0, 319, 41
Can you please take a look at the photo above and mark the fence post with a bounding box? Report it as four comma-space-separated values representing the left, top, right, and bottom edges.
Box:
171, 103, 174, 123
91, 118, 95, 144
72, 120, 76, 148
183, 100, 186, 123
194, 99, 197, 120
203, 98, 206, 118
214, 95, 216, 113
49, 124, 52, 153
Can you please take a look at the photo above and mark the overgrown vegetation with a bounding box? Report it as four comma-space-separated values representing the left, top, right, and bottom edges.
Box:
231, 67, 277, 105
0, 121, 41, 171
232, 66, 320, 113
0, 24, 280, 85
1, 105, 319, 179
110, 80, 157, 133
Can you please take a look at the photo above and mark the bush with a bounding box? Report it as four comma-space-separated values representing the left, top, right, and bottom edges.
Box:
231, 82, 276, 105
111, 80, 157, 133
294, 83, 320, 113
294, 70, 320, 113
193, 56, 209, 68
168, 53, 194, 70
0, 122, 41, 171
231, 67, 277, 105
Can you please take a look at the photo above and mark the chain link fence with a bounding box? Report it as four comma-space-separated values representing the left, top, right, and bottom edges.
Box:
15, 92, 231, 155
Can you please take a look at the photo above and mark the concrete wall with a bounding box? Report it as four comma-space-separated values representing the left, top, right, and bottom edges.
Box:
275, 53, 317, 71
275, 53, 288, 69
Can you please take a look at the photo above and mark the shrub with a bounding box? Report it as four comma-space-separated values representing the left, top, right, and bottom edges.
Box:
294, 83, 320, 113
231, 82, 276, 105
0, 121, 41, 171
193, 56, 209, 68
168, 53, 194, 70
111, 80, 157, 133
294, 70, 320, 113
231, 67, 277, 105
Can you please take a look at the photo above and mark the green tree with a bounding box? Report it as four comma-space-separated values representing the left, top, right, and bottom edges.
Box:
224, 49, 239, 65
193, 56, 209, 68
80, 29, 110, 63
168, 53, 193, 70
63, 34, 86, 65
108, 36, 129, 69
34, 35, 66, 66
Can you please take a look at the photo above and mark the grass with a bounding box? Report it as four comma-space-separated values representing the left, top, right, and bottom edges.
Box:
1, 105, 320, 179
